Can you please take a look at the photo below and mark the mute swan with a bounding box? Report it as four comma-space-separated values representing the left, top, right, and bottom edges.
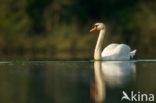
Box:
90, 22, 136, 60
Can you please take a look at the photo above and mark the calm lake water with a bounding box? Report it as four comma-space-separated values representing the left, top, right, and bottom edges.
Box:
0, 60, 156, 103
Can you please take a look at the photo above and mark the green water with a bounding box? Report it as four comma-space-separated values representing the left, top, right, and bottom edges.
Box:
0, 60, 156, 103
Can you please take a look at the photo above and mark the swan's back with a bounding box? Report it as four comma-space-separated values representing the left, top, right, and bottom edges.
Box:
101, 43, 136, 60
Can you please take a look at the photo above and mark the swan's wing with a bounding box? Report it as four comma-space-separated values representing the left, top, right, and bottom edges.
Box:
101, 44, 132, 60
101, 43, 119, 56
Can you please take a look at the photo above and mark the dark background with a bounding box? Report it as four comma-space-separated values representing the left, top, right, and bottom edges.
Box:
0, 0, 156, 60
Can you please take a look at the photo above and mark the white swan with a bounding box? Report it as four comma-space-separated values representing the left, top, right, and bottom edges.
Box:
90, 22, 136, 60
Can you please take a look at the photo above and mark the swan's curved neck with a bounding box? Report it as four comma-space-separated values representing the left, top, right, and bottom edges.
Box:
94, 30, 106, 60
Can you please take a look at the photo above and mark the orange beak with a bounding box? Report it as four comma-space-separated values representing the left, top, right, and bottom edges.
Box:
90, 26, 97, 32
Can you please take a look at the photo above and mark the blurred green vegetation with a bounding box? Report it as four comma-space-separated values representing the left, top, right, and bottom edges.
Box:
0, 0, 156, 60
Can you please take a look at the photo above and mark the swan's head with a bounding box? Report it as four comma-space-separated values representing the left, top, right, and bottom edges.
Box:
90, 22, 105, 32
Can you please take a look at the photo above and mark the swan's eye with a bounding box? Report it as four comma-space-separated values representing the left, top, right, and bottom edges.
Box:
94, 25, 98, 28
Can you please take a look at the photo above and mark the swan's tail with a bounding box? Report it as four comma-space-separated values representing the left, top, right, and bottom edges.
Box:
130, 49, 137, 58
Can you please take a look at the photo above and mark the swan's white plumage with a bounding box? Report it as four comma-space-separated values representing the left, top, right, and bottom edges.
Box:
101, 43, 136, 60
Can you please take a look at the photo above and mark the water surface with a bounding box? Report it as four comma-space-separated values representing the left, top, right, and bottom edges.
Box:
0, 60, 156, 103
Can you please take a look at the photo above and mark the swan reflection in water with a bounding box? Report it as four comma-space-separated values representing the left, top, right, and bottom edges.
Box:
91, 61, 136, 103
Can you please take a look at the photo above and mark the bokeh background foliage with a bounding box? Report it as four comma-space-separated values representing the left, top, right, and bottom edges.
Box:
0, 0, 156, 60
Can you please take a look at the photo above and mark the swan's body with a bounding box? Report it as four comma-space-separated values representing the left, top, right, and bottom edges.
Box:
90, 22, 136, 60
101, 43, 136, 60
